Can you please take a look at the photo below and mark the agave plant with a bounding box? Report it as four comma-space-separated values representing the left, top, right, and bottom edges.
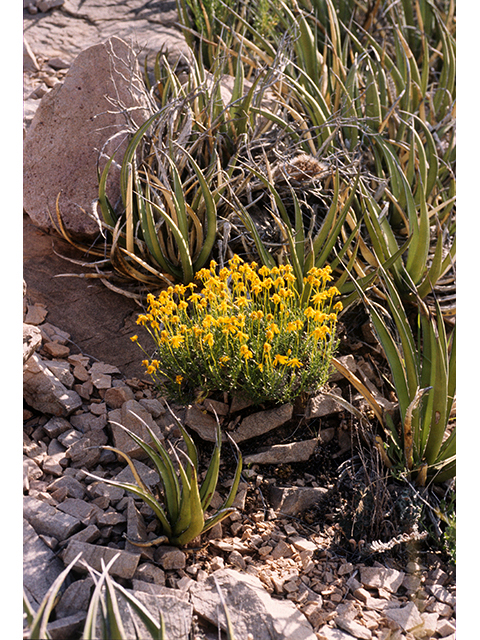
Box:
24, 553, 238, 640
215, 0, 456, 313
87, 405, 242, 547
350, 268, 455, 484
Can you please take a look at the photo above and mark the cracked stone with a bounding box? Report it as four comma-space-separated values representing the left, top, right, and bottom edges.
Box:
360, 566, 405, 594
383, 602, 423, 632
23, 495, 81, 541
62, 540, 141, 579
232, 404, 294, 443
244, 439, 317, 465
269, 486, 329, 516
24, 353, 82, 416
23, 519, 65, 607
190, 568, 316, 640
47, 475, 86, 499
307, 388, 344, 418
154, 547, 186, 571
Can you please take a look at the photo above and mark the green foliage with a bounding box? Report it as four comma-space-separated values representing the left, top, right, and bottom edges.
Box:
133, 255, 341, 405
87, 405, 242, 547
442, 505, 456, 565
358, 270, 455, 484
24, 554, 238, 640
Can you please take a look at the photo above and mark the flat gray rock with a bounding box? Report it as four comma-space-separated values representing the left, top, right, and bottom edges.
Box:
116, 590, 193, 640
23, 353, 83, 416
23, 519, 65, 607
190, 568, 316, 640
244, 438, 317, 465
23, 495, 82, 541
62, 539, 141, 579
23, 36, 152, 239
269, 485, 329, 516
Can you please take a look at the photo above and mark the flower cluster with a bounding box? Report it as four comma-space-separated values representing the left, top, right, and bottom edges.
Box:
132, 255, 341, 404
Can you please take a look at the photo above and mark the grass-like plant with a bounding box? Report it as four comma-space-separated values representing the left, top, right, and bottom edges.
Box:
24, 552, 238, 639
353, 268, 455, 485
87, 406, 242, 547
220, 0, 456, 311
132, 255, 341, 404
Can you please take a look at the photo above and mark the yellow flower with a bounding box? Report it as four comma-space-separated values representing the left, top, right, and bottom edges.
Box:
178, 300, 189, 311
304, 306, 315, 319
334, 301, 343, 312
202, 314, 216, 329
240, 344, 254, 360
203, 332, 214, 347
287, 358, 303, 368
267, 322, 280, 335
236, 295, 249, 308
270, 293, 281, 305
147, 365, 157, 375
219, 355, 230, 366
136, 314, 149, 326
170, 334, 185, 348
130, 335, 138, 342
311, 291, 328, 305
263, 342, 272, 353
311, 326, 329, 341
219, 267, 230, 280
175, 375, 183, 384
188, 292, 202, 304
313, 311, 327, 323
258, 265, 271, 277
327, 286, 341, 298
257, 363, 264, 372
286, 322, 298, 332
142, 359, 149, 367
262, 277, 274, 290
273, 354, 289, 367
278, 287, 293, 299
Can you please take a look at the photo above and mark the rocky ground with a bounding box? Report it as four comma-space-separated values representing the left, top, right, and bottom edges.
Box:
23, 299, 456, 640
22, 2, 456, 639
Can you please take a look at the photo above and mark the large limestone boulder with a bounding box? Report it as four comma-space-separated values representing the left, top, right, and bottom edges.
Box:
23, 36, 153, 240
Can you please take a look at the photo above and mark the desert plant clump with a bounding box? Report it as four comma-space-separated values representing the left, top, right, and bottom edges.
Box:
132, 254, 342, 404
87, 405, 242, 548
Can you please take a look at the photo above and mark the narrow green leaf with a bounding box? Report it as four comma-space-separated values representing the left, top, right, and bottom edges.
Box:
199, 419, 222, 511
175, 145, 218, 271
97, 152, 119, 228
104, 570, 127, 640
27, 554, 82, 640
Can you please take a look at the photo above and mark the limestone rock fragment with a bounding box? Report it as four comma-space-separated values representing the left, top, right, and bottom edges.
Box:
23, 36, 152, 240
23, 353, 82, 416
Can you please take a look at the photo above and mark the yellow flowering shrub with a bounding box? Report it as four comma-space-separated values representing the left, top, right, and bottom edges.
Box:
132, 255, 341, 405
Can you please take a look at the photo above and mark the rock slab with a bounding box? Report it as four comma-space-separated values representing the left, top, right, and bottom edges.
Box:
190, 568, 316, 640
23, 353, 82, 416
23, 519, 65, 607
23, 36, 152, 239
